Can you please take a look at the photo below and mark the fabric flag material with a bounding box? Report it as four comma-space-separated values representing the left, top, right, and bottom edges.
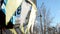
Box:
6, 0, 23, 25
19, 0, 37, 33
25, 0, 37, 33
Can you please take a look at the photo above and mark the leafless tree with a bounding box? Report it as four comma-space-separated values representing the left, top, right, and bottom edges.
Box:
38, 2, 54, 34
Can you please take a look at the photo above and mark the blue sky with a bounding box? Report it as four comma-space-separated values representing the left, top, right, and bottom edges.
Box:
36, 0, 60, 27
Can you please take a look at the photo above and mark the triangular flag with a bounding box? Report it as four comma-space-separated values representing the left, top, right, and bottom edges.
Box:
6, 0, 23, 25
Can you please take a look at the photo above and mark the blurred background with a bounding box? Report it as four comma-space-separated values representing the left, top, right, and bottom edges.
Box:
0, 0, 60, 34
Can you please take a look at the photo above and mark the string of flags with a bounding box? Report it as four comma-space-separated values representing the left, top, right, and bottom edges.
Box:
1, 0, 37, 34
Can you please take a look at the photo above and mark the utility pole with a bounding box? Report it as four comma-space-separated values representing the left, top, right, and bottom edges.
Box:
40, 10, 43, 34
43, 6, 46, 34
